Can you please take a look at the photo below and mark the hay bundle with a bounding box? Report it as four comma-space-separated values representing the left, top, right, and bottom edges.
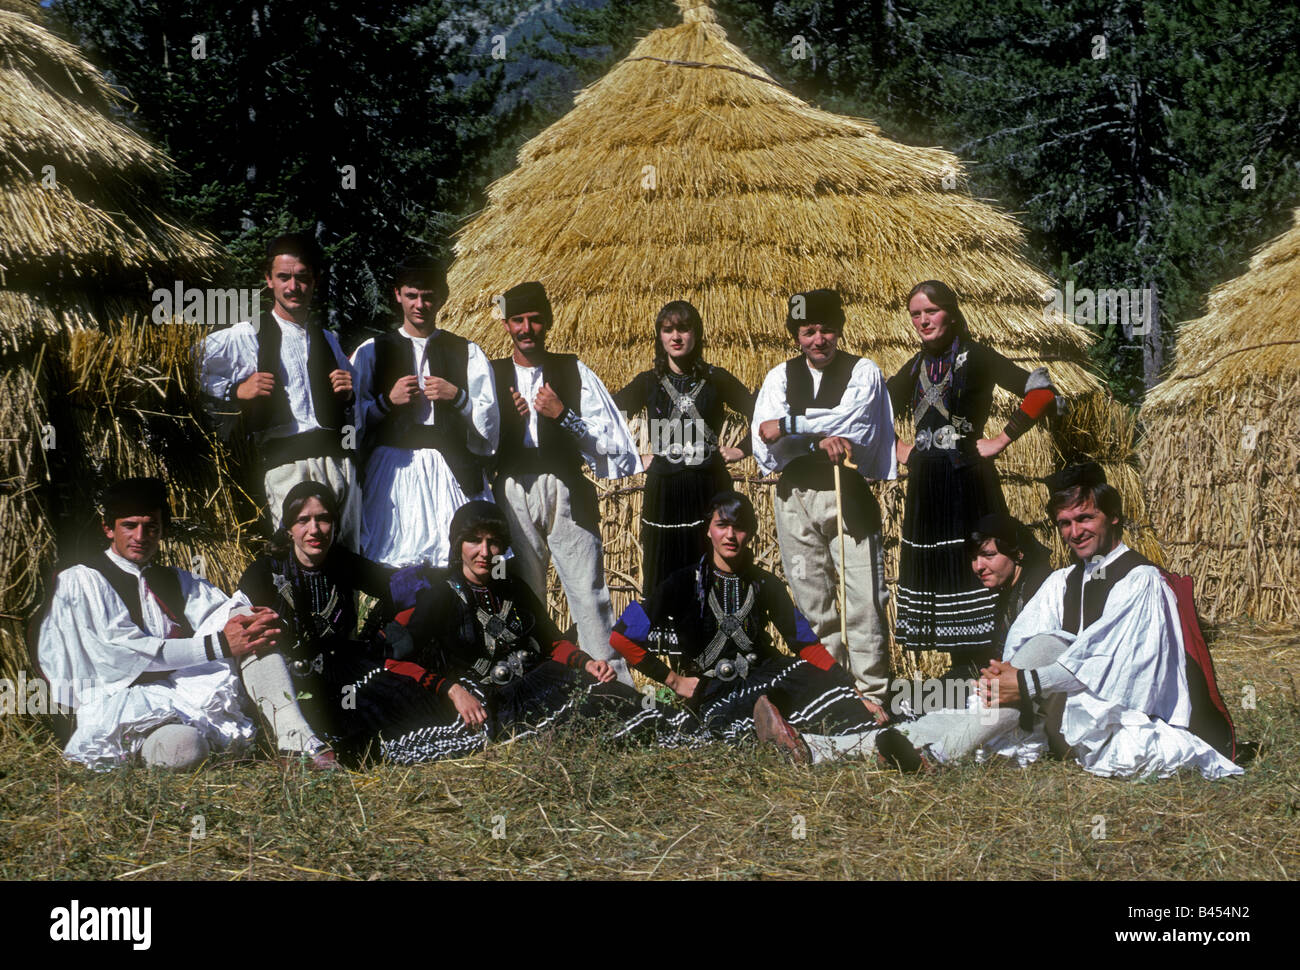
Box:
443, 0, 1157, 676
0, 2, 240, 681
1142, 209, 1300, 623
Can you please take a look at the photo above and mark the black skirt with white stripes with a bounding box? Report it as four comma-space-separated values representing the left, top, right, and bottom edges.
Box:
895, 450, 1002, 659
690, 656, 880, 744
379, 660, 698, 765
640, 459, 732, 597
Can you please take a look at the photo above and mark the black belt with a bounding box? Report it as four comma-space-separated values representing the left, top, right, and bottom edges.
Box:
262, 428, 348, 470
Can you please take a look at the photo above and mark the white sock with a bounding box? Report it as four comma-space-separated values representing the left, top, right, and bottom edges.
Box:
239, 652, 326, 754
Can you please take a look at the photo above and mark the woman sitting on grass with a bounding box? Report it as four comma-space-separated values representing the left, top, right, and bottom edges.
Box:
393, 501, 693, 762
237, 481, 447, 768
610, 491, 911, 765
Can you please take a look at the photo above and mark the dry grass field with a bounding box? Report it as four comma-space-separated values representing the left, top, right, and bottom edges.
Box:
0, 619, 1295, 882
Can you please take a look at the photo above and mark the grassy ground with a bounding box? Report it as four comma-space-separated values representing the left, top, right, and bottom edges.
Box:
2, 620, 1296, 881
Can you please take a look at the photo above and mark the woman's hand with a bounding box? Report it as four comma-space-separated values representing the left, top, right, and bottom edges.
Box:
585, 659, 616, 683
976, 432, 1011, 459
896, 439, 913, 466
665, 671, 699, 700
720, 445, 744, 463
447, 683, 488, 727
861, 695, 891, 726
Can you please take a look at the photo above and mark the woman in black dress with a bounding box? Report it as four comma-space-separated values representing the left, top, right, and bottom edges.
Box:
391, 501, 694, 762
610, 491, 894, 762
888, 281, 1058, 677
237, 481, 446, 765
614, 301, 755, 596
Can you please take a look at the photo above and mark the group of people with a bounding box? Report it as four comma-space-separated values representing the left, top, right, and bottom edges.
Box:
31, 232, 1243, 781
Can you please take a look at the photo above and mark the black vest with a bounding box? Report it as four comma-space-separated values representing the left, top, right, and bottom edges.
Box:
1061, 548, 1150, 635
246, 310, 345, 435
491, 353, 585, 478
778, 351, 880, 537
83, 553, 195, 638
370, 329, 483, 494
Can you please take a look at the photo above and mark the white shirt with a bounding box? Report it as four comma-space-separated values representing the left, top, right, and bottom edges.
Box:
509, 357, 642, 479
751, 353, 897, 481
198, 310, 354, 441
350, 328, 498, 457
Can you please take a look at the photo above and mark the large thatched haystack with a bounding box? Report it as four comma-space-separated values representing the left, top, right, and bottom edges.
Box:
0, 0, 250, 681
1143, 209, 1300, 623
442, 1, 1156, 674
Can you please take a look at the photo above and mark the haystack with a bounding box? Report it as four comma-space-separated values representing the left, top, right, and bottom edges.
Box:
0, 0, 250, 682
1142, 208, 1300, 623
443, 0, 1158, 675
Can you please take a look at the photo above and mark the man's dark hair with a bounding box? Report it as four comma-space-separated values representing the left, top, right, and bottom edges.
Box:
100, 477, 170, 529
1046, 481, 1125, 530
394, 254, 449, 297
704, 491, 758, 535
263, 232, 324, 277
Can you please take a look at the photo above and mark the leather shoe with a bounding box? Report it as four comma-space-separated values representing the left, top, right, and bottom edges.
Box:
874, 727, 926, 773
753, 695, 811, 764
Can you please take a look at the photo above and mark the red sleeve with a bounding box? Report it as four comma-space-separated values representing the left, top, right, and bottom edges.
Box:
1019, 387, 1055, 419
610, 630, 672, 683
797, 643, 836, 671
549, 639, 588, 668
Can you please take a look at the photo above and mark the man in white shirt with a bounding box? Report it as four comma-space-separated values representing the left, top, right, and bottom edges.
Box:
489, 281, 641, 685
752, 289, 897, 704
350, 256, 498, 566
36, 478, 277, 770
830, 463, 1242, 779
198, 233, 360, 546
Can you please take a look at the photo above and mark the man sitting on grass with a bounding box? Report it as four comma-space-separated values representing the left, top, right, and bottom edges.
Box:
36, 478, 279, 771
850, 463, 1242, 779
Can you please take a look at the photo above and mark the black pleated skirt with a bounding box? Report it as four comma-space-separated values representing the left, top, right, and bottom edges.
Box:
640, 459, 732, 596
895, 450, 1004, 660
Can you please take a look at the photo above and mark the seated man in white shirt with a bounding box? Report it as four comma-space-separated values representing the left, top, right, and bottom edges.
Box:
752, 289, 898, 705
488, 281, 642, 686
350, 255, 498, 567
849, 463, 1242, 779
198, 233, 360, 546
36, 478, 279, 771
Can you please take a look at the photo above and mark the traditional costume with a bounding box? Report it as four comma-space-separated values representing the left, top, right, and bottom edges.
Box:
611, 557, 885, 749
389, 547, 691, 763
350, 327, 498, 566
199, 308, 360, 546
887, 337, 1056, 662
490, 282, 641, 682
615, 363, 753, 594
237, 538, 454, 764
37, 548, 255, 770
752, 290, 897, 702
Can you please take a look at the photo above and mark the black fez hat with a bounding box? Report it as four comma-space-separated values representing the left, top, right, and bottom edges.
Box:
101, 477, 171, 527
786, 288, 845, 334
448, 500, 512, 563
972, 512, 1024, 547
501, 281, 552, 323
1044, 461, 1107, 494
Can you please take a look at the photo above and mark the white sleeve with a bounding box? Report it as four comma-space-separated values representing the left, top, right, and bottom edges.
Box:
575, 362, 642, 478
464, 342, 499, 457
1003, 568, 1068, 661
198, 322, 258, 402
324, 330, 355, 376
751, 365, 789, 474
349, 339, 383, 437
791, 359, 897, 480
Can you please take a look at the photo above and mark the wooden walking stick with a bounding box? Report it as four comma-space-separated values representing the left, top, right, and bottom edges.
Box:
834, 452, 887, 723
